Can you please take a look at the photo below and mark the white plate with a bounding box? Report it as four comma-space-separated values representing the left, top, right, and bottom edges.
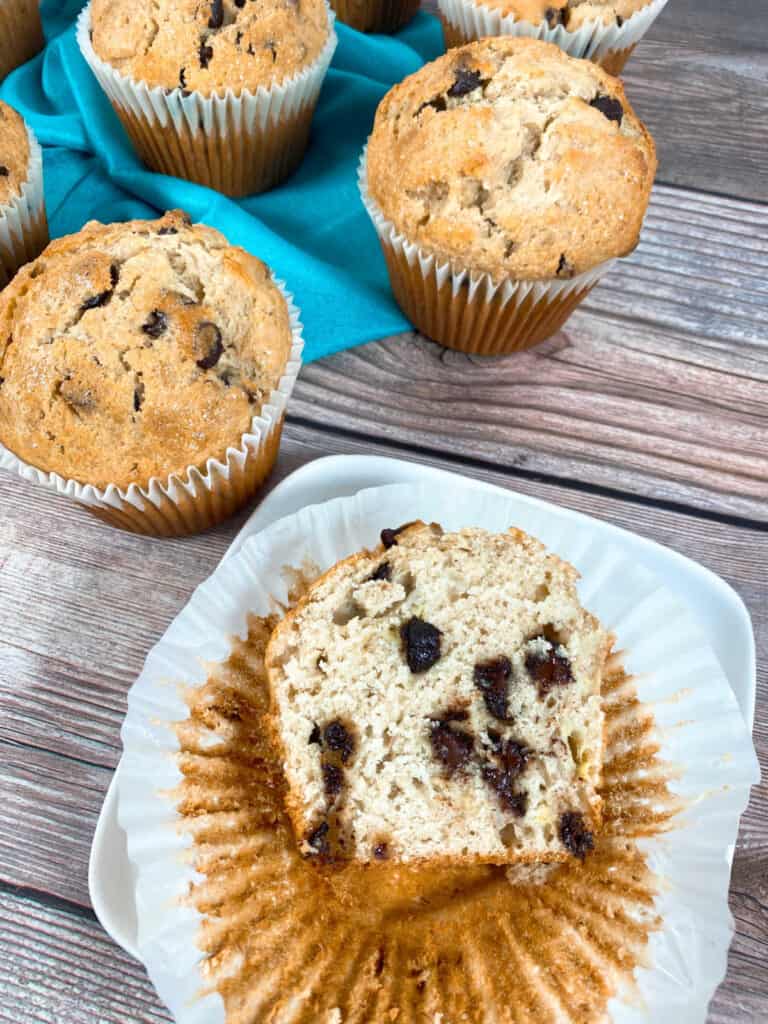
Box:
88, 453, 757, 961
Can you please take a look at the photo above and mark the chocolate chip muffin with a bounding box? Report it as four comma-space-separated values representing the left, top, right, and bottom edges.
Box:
361, 37, 656, 355
266, 522, 611, 866
0, 100, 48, 288
79, 0, 337, 196
0, 210, 301, 536
474, 0, 652, 29
0, 0, 45, 83
329, 0, 419, 34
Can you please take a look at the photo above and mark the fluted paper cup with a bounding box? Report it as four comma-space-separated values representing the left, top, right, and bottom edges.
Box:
0, 0, 44, 82
438, 0, 668, 72
118, 479, 758, 1024
330, 0, 420, 33
77, 2, 337, 197
0, 124, 47, 288
358, 145, 614, 355
0, 280, 303, 537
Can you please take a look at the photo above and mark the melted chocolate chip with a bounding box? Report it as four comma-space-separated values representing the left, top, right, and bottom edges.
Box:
199, 41, 214, 69
556, 253, 575, 279
195, 322, 224, 370
559, 811, 594, 859
323, 720, 355, 764
590, 94, 624, 125
306, 821, 330, 856
373, 842, 389, 860
308, 723, 321, 745
322, 762, 344, 799
545, 5, 565, 26
234, 0, 246, 6
430, 719, 474, 775
133, 380, 145, 412
380, 522, 414, 549
208, 0, 224, 28
158, 225, 178, 235
401, 617, 442, 673
416, 95, 447, 117
81, 264, 119, 312
367, 561, 392, 582
447, 67, 486, 98
179, 67, 187, 90
481, 764, 528, 815
141, 310, 168, 339
525, 640, 573, 696
498, 739, 528, 777
0, 166, 8, 177
474, 656, 512, 721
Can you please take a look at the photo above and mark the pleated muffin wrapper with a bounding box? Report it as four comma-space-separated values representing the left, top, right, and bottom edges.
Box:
118, 479, 759, 1024
76, 3, 338, 198
359, 145, 614, 356
0, 123, 48, 288
0, 281, 303, 537
438, 0, 669, 75
0, 0, 45, 83
329, 0, 420, 34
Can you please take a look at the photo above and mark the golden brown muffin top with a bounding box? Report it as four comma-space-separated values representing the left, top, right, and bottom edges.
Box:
477, 0, 652, 28
0, 210, 292, 489
366, 37, 656, 281
0, 101, 30, 207
89, 0, 331, 96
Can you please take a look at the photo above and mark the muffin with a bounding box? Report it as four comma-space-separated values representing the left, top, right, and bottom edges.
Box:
0, 100, 48, 288
77, 0, 337, 197
0, 210, 302, 536
330, 0, 419, 34
266, 522, 611, 866
0, 0, 45, 83
361, 37, 656, 355
438, 0, 669, 75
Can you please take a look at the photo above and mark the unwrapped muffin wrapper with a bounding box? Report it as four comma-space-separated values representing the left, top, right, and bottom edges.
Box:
118, 479, 759, 1024
438, 0, 669, 73
358, 146, 615, 356
0, 280, 304, 537
0, 123, 47, 288
0, 0, 45, 82
76, 2, 337, 197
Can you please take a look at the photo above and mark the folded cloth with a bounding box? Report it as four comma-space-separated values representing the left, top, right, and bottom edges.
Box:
0, 0, 444, 361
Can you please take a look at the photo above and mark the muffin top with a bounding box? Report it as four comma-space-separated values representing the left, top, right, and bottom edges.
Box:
0, 210, 293, 490
366, 37, 656, 281
478, 0, 651, 28
0, 101, 30, 208
89, 0, 330, 96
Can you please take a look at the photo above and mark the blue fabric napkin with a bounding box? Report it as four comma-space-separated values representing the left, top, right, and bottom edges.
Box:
0, 1, 445, 361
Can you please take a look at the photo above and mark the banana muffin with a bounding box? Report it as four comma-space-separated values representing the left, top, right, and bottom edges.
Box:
266, 522, 611, 866
0, 210, 298, 535
80, 0, 337, 195
362, 37, 656, 355
0, 100, 47, 287
0, 0, 45, 83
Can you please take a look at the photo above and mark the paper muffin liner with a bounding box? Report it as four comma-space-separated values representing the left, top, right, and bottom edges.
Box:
329, 0, 420, 34
0, 123, 48, 288
76, 3, 338, 197
118, 480, 759, 1024
0, 280, 304, 538
437, 0, 669, 73
358, 146, 614, 355
0, 0, 45, 83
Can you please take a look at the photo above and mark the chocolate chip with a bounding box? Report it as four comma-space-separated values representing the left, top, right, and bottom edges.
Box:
234, 0, 246, 6
474, 656, 512, 721
373, 842, 389, 860
525, 640, 573, 696
616, 14, 624, 27
416, 95, 447, 117
158, 226, 178, 235
308, 723, 321, 745
133, 380, 145, 412
199, 42, 214, 69
323, 720, 355, 764
556, 253, 575, 279
195, 322, 224, 370
306, 821, 330, 855
380, 522, 414, 549
141, 310, 168, 339
545, 6, 565, 26
0, 166, 8, 177
367, 561, 392, 582
179, 67, 187, 90
590, 94, 624, 125
481, 764, 528, 816
430, 719, 474, 775
401, 618, 442, 673
235, 29, 243, 46
447, 67, 486, 98
498, 739, 528, 777
208, 0, 224, 28
81, 264, 119, 312
322, 762, 344, 799
559, 811, 594, 859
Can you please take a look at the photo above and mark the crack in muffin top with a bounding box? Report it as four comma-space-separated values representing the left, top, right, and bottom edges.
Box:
0, 210, 292, 489
366, 37, 656, 281
0, 102, 30, 208
89, 0, 330, 96
475, 0, 653, 29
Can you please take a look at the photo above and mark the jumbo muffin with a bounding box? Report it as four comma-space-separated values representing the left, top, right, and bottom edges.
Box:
330, 0, 419, 35
439, 0, 666, 75
0, 210, 301, 536
79, 0, 337, 196
362, 37, 656, 355
0, 0, 45, 83
267, 522, 611, 866
0, 100, 47, 287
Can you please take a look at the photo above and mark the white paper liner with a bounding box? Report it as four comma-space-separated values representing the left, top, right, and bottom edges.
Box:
0, 278, 304, 528
437, 0, 669, 63
358, 143, 615, 312
76, 3, 337, 146
118, 479, 759, 1024
0, 123, 46, 281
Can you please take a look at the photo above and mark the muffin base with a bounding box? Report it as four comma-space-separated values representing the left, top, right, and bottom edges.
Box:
0, 0, 44, 82
330, 0, 420, 33
0, 204, 47, 289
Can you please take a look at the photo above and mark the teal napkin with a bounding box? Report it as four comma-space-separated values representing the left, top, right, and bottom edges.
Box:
0, 1, 445, 361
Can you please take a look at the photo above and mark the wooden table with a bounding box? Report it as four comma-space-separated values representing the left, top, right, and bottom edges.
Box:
1, 1, 766, 1020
